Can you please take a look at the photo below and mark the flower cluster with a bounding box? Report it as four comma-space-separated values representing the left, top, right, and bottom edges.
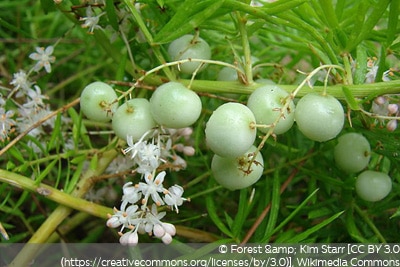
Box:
106, 127, 193, 245
6, 47, 62, 152
122, 127, 195, 175
371, 95, 399, 131
365, 57, 393, 83
106, 171, 187, 245
2, 46, 57, 144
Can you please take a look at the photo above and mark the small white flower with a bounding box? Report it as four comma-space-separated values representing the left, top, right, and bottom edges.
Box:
123, 134, 161, 174
365, 58, 393, 83
171, 155, 187, 171
135, 142, 161, 174
10, 70, 32, 93
121, 182, 142, 211
164, 184, 186, 213
106, 205, 141, 232
173, 143, 195, 156
80, 7, 104, 34
138, 171, 167, 206
29, 46, 56, 73
106, 207, 128, 229
23, 85, 48, 109
0, 108, 16, 141
152, 224, 165, 238
142, 204, 166, 235
382, 69, 393, 82
123, 135, 143, 159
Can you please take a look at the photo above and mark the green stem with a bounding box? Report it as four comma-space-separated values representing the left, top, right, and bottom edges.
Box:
353, 203, 387, 243
130, 57, 400, 99
8, 149, 118, 267
235, 11, 253, 84
342, 53, 354, 85
0, 170, 113, 218
177, 79, 400, 100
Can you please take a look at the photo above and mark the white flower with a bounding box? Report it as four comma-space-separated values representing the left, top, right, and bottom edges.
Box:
29, 46, 56, 73
135, 142, 161, 174
10, 70, 32, 93
23, 85, 48, 109
80, 7, 104, 34
164, 185, 186, 213
138, 171, 167, 206
121, 182, 142, 211
171, 155, 187, 171
365, 65, 379, 83
0, 108, 16, 141
365, 58, 392, 83
382, 69, 393, 82
16, 105, 55, 137
123, 134, 161, 174
106, 205, 141, 232
388, 104, 399, 115
142, 204, 166, 234
123, 135, 143, 159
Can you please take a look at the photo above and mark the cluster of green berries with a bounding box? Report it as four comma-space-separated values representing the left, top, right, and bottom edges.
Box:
80, 33, 392, 203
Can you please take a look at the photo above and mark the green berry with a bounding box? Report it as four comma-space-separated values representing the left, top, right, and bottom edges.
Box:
168, 34, 211, 74
334, 133, 371, 173
205, 103, 256, 158
112, 98, 156, 141
80, 81, 118, 122
211, 146, 264, 190
247, 85, 295, 134
356, 170, 392, 202
150, 82, 202, 129
294, 93, 344, 142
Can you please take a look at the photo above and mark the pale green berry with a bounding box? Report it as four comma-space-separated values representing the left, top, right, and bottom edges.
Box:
205, 103, 256, 158
112, 98, 156, 141
356, 170, 392, 202
212, 145, 264, 190
80, 81, 118, 122
168, 34, 211, 74
150, 82, 202, 129
247, 85, 295, 134
294, 93, 344, 142
334, 133, 371, 173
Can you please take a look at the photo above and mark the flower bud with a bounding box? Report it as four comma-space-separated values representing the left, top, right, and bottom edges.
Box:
387, 120, 397, 132
161, 233, 173, 244
119, 231, 138, 246
387, 104, 398, 115
374, 96, 387, 105
153, 224, 165, 238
